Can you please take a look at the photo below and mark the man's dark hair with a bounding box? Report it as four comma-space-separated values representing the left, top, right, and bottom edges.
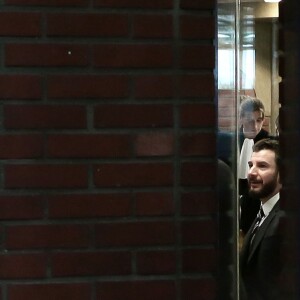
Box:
252, 138, 280, 168
239, 96, 265, 119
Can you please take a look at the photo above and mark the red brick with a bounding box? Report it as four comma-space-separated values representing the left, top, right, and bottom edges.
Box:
218, 117, 235, 131
134, 132, 174, 156
218, 104, 235, 120
94, 0, 173, 9
4, 164, 88, 189
5, 224, 90, 249
93, 44, 172, 68
179, 45, 215, 69
0, 195, 44, 220
93, 163, 173, 187
219, 91, 236, 103
181, 220, 217, 245
180, 132, 216, 156
96, 280, 176, 300
182, 248, 217, 273
181, 191, 216, 215
47, 75, 129, 99
94, 104, 173, 128
47, 13, 128, 37
0, 75, 42, 100
180, 15, 215, 40
181, 279, 216, 300
133, 14, 173, 38
240, 89, 257, 98
47, 134, 131, 158
48, 193, 131, 218
136, 250, 176, 275
0, 254, 47, 279
219, 106, 235, 118
4, 105, 86, 129
95, 221, 175, 247
180, 0, 215, 9
135, 192, 174, 216
8, 283, 91, 300
5, 0, 87, 5
180, 103, 216, 127
178, 74, 215, 98
0, 134, 43, 159
0, 12, 40, 36
134, 75, 173, 98
52, 251, 131, 277
5, 44, 88, 67
181, 162, 216, 186
96, 281, 176, 300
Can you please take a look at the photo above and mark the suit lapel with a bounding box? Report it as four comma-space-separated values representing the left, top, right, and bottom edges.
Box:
247, 202, 280, 263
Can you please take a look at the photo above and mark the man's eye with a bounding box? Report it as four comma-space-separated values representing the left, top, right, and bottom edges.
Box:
259, 164, 267, 169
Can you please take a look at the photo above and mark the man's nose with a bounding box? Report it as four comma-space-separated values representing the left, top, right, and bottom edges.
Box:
248, 165, 257, 176
249, 120, 256, 129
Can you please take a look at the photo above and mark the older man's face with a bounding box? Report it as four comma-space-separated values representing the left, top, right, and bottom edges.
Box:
241, 110, 264, 139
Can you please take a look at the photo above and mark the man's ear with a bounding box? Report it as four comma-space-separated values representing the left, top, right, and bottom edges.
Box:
277, 173, 282, 185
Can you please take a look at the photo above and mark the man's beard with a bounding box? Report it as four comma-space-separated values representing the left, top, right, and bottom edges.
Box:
249, 176, 278, 199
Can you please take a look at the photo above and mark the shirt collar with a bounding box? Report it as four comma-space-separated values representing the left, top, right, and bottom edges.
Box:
261, 193, 280, 216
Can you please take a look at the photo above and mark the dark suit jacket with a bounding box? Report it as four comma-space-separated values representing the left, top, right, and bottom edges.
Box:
240, 201, 285, 300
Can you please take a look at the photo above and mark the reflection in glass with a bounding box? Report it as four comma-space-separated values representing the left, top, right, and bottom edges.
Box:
240, 6, 255, 90
217, 0, 281, 298
217, 2, 239, 300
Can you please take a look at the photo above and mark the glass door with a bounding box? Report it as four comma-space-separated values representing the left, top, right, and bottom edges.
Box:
217, 1, 239, 299
217, 0, 280, 299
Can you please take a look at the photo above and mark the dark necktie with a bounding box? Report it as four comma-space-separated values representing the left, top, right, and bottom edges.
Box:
250, 206, 265, 244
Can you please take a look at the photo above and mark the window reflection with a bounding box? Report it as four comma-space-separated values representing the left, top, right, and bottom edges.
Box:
240, 7, 255, 90
218, 8, 236, 90
217, 2, 239, 300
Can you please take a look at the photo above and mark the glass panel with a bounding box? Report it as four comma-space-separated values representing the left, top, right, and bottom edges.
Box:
217, 0, 281, 299
217, 1, 239, 300
240, 6, 255, 90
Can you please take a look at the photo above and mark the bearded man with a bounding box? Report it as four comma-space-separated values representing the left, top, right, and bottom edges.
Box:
240, 138, 285, 300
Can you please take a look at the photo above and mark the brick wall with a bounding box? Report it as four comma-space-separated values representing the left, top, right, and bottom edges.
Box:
0, 0, 218, 299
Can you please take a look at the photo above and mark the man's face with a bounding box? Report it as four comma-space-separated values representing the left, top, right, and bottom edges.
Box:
240, 110, 264, 139
247, 149, 281, 202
